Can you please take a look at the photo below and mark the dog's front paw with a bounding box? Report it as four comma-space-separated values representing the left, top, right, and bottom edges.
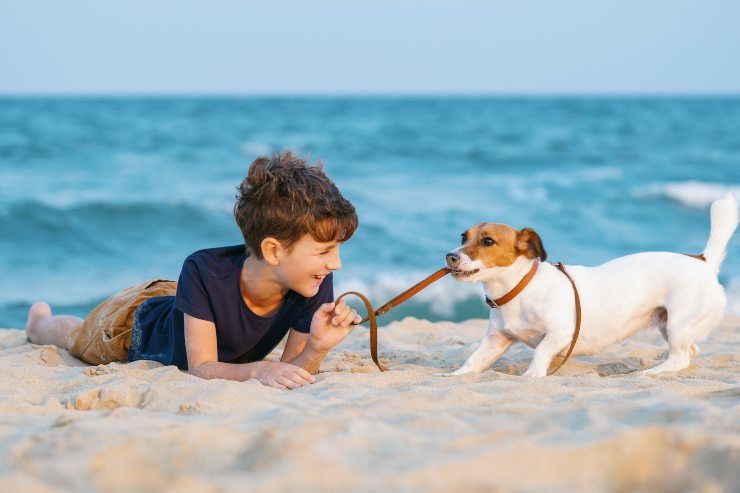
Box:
522, 368, 547, 377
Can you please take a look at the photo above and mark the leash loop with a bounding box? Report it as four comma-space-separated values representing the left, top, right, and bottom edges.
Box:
336, 267, 451, 372
335, 290, 386, 372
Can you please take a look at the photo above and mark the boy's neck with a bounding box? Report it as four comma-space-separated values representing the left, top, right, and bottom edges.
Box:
240, 255, 288, 316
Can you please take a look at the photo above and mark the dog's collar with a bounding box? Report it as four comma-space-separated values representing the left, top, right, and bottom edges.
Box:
485, 259, 540, 309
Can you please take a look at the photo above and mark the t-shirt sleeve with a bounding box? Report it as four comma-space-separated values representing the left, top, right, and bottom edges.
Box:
291, 273, 334, 333
174, 257, 215, 322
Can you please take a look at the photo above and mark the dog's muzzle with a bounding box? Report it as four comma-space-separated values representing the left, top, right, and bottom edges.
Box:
446, 252, 480, 277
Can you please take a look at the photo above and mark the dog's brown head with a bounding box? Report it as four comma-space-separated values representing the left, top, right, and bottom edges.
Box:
446, 223, 546, 279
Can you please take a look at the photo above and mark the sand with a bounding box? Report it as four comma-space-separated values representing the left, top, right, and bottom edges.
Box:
0, 316, 738, 493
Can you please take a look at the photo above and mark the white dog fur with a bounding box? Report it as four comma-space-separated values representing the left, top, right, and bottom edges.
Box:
445, 193, 738, 377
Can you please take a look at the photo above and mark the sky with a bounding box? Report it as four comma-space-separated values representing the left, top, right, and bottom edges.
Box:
1, 0, 739, 95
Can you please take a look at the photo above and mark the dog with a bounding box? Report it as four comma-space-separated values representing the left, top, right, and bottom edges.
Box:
444, 193, 738, 376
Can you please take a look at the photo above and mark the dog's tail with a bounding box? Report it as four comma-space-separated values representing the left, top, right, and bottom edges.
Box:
702, 192, 739, 275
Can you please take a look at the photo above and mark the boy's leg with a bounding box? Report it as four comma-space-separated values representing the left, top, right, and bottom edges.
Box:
26, 302, 83, 348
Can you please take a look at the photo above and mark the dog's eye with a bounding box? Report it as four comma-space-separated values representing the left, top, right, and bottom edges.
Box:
482, 237, 496, 247
460, 233, 467, 245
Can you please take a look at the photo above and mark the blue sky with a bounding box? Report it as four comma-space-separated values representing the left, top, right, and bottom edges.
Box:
1, 0, 739, 94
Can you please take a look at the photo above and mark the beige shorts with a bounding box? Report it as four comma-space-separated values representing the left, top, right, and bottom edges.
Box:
66, 279, 177, 365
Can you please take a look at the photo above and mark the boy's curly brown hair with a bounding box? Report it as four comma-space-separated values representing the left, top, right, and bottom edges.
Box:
234, 151, 358, 258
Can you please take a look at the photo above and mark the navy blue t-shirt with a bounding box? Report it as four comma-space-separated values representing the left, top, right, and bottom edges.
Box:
127, 245, 333, 370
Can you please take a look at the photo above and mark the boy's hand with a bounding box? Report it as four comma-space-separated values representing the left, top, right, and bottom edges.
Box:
250, 361, 316, 390
308, 301, 362, 351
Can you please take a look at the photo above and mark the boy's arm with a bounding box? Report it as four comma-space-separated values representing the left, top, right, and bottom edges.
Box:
184, 314, 314, 388
183, 313, 253, 380
286, 301, 360, 374
282, 328, 329, 374
280, 329, 309, 363
287, 341, 330, 375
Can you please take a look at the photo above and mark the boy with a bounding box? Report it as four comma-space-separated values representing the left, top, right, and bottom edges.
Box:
26, 151, 361, 390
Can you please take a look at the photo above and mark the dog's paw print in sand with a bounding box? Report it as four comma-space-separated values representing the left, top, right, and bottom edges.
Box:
490, 359, 523, 376
64, 385, 151, 411
52, 413, 81, 428
326, 353, 390, 373
39, 345, 64, 367
178, 401, 209, 415
82, 360, 162, 377
82, 365, 124, 377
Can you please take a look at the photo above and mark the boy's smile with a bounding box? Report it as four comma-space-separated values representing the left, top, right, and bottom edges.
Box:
312, 273, 329, 283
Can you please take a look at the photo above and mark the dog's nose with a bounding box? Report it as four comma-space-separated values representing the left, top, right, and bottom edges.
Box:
446, 252, 460, 268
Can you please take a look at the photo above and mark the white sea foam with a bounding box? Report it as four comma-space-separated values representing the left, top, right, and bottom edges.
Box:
0, 195, 234, 215
239, 142, 272, 157
636, 181, 740, 208
461, 166, 623, 207
538, 166, 623, 187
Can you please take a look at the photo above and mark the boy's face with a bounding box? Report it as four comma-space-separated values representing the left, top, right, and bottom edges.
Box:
275, 233, 342, 297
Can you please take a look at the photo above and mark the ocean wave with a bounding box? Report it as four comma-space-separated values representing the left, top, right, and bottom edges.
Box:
0, 199, 232, 238
635, 181, 740, 208
0, 195, 234, 214
0, 199, 237, 268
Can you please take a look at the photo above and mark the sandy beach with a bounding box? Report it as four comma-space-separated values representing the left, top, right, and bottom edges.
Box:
1, 316, 738, 493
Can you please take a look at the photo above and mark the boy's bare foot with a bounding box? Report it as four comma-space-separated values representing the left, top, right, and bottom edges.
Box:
26, 302, 52, 343
25, 303, 83, 347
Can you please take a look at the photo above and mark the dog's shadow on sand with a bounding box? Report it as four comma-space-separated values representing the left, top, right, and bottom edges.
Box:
484, 357, 647, 377
593, 357, 645, 376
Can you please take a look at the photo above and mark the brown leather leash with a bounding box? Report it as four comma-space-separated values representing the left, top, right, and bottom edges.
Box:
337, 267, 451, 371
549, 262, 581, 375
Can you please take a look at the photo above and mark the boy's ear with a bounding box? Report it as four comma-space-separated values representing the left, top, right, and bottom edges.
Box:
516, 227, 547, 261
260, 237, 282, 265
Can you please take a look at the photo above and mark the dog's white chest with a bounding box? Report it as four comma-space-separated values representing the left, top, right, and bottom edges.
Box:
496, 307, 547, 348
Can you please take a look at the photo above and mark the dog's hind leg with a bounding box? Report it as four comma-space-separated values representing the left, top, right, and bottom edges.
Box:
642, 301, 724, 375
653, 307, 701, 358
447, 330, 513, 375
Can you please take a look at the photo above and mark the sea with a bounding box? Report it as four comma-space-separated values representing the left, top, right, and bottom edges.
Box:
1, 96, 739, 329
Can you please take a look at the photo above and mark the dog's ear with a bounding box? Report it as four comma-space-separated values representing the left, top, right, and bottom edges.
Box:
516, 228, 547, 261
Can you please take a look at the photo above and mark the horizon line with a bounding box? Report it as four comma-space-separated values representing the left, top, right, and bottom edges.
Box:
1, 90, 740, 99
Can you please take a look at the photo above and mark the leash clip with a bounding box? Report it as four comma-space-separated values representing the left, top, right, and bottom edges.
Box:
484, 295, 500, 310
